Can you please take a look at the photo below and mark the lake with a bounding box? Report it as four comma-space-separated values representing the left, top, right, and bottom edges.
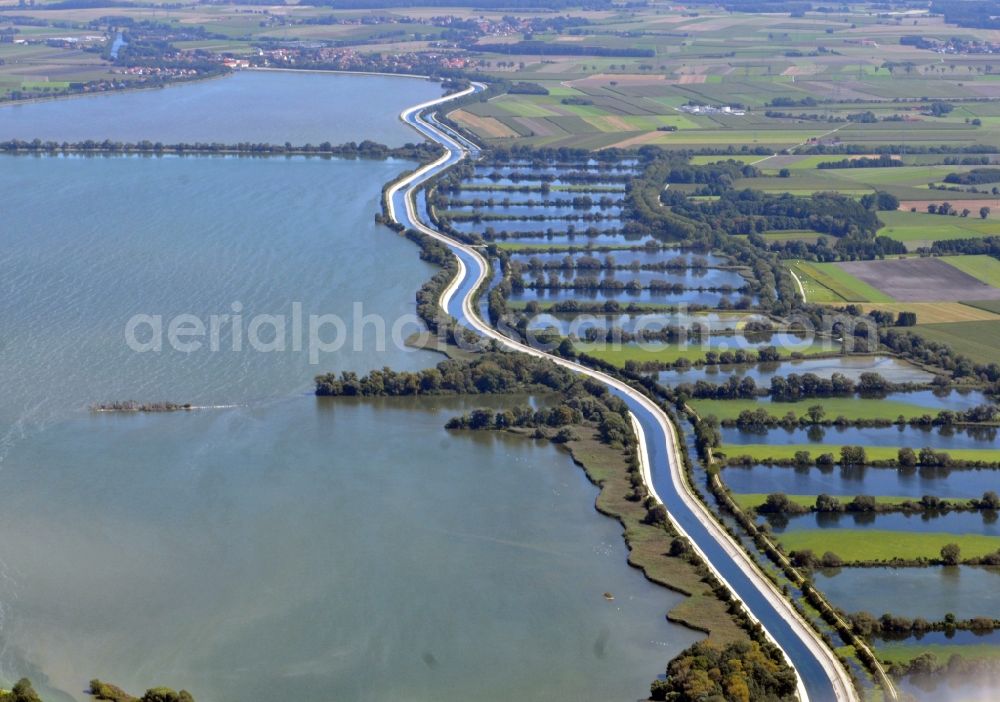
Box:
0, 75, 702, 701
0, 71, 441, 145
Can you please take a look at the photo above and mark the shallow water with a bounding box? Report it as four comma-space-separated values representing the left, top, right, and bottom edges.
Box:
656, 356, 935, 386
512, 267, 747, 290
509, 288, 752, 306
526, 312, 767, 336
0, 77, 703, 701
0, 396, 699, 702
721, 425, 998, 449
813, 566, 1000, 620
763, 510, 1000, 536
0, 71, 440, 145
722, 463, 1000, 500
507, 249, 727, 268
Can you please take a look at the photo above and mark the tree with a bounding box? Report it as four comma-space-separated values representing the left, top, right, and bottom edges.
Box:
941, 543, 961, 566
816, 494, 842, 512
10, 679, 41, 702
806, 405, 825, 423
898, 447, 918, 467
981, 206, 991, 219
794, 450, 811, 467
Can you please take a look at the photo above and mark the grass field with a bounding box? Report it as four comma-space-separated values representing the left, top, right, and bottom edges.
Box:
941, 255, 1000, 288
912, 320, 1000, 366
689, 397, 936, 420
719, 445, 1000, 464
775, 529, 1000, 562
690, 397, 936, 422
878, 210, 1000, 250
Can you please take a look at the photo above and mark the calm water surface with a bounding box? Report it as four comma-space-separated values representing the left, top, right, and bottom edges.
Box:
657, 356, 934, 386
0, 75, 701, 701
813, 566, 1000, 620
722, 463, 1000, 499
0, 72, 440, 145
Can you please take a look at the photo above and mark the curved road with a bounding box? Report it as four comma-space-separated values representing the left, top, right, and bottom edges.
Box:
387, 83, 857, 702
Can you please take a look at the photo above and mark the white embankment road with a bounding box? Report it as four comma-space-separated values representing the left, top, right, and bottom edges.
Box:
385, 83, 862, 702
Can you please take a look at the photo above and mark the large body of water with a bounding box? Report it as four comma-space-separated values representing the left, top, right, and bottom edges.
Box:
0, 77, 701, 701
0, 71, 441, 145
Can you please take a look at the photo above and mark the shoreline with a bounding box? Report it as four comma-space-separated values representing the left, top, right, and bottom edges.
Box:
385, 81, 862, 702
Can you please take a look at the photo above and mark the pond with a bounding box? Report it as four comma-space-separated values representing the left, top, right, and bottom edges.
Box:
813, 566, 1000, 620
656, 356, 935, 387
722, 463, 1000, 500
721, 425, 999, 450
509, 287, 750, 306
762, 510, 1000, 536
446, 203, 623, 218
507, 249, 728, 268
525, 312, 768, 336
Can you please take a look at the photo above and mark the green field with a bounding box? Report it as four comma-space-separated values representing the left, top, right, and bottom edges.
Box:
878, 210, 1000, 249
719, 444, 1000, 464
912, 320, 1000, 366
941, 255, 1000, 288
690, 397, 936, 422
776, 529, 1000, 562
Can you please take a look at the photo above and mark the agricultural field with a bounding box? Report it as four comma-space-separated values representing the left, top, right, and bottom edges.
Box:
941, 255, 1000, 288
689, 397, 947, 422
839, 257, 1000, 302
912, 320, 1000, 366
878, 210, 1000, 250
787, 260, 893, 303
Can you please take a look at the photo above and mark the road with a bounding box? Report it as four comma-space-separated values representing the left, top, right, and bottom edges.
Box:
386, 83, 858, 702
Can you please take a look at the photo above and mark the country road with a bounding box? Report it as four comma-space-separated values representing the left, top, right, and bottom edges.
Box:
385, 82, 859, 702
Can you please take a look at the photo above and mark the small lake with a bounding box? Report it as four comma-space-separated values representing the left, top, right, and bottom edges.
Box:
0, 71, 441, 145
512, 268, 748, 290
473, 165, 640, 177
446, 188, 625, 203
507, 250, 728, 268
813, 566, 1000, 620
762, 510, 1000, 536
451, 219, 623, 236
656, 356, 934, 386
721, 425, 998, 450
462, 177, 627, 190
722, 463, 1000, 500
753, 389, 991, 413
447, 205, 623, 218
509, 288, 749, 306
526, 312, 767, 336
